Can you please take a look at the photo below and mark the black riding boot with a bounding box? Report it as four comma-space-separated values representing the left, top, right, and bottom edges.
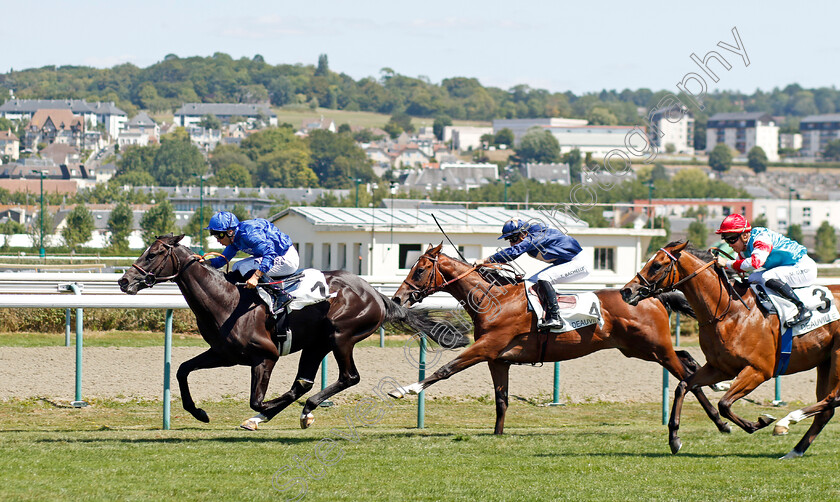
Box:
536, 280, 563, 330
765, 279, 812, 328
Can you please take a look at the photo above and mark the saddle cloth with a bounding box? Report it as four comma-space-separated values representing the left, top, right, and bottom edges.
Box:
751, 283, 840, 336
256, 268, 335, 314
524, 280, 603, 333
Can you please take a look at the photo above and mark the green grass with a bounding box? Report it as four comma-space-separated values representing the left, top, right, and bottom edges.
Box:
272, 105, 489, 130
0, 331, 207, 348
0, 398, 837, 501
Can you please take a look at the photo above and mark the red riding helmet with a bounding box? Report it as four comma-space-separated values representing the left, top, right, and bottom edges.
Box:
716, 213, 751, 234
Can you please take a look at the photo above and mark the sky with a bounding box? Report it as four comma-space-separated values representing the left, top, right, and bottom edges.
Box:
4, 0, 839, 96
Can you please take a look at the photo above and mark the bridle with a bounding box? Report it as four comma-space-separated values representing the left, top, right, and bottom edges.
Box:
402, 254, 479, 304
131, 241, 195, 287
635, 247, 735, 325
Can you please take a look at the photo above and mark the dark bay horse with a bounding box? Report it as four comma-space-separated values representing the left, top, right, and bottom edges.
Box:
118, 235, 468, 430
389, 243, 730, 435
621, 241, 840, 459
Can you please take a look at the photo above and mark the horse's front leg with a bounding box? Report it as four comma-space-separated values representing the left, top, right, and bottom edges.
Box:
488, 360, 511, 435
176, 350, 235, 423
669, 363, 729, 454
239, 356, 278, 431
717, 366, 777, 433
389, 338, 496, 398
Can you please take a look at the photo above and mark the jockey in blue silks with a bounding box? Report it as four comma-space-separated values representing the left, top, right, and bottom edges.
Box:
476, 218, 590, 329
204, 211, 300, 289
715, 213, 816, 328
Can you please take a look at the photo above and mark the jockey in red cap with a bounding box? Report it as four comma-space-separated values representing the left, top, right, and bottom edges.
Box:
715, 213, 816, 327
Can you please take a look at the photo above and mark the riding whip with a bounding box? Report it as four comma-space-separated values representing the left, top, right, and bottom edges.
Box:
432, 214, 469, 262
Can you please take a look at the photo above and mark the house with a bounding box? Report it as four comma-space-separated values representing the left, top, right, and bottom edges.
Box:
300, 116, 336, 134
520, 163, 571, 185
25, 109, 85, 149
0, 129, 20, 161
270, 206, 663, 286
544, 125, 639, 158
448, 126, 493, 151
174, 103, 278, 128
398, 162, 498, 192
118, 112, 160, 148
706, 112, 779, 161
799, 114, 840, 157
185, 126, 221, 152
647, 105, 694, 155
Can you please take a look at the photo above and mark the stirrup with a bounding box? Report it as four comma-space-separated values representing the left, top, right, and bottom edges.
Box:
539, 316, 564, 330
784, 309, 812, 328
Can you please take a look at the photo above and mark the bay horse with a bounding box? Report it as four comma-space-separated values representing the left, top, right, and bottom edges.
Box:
118, 234, 468, 430
621, 241, 840, 459
389, 243, 731, 435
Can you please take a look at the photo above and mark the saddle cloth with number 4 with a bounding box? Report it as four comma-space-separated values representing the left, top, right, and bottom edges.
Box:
524, 280, 604, 333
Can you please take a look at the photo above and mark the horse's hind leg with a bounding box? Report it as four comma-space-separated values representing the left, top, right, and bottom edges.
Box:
674, 351, 731, 433
176, 350, 235, 423
488, 360, 511, 435
257, 345, 330, 425
777, 361, 840, 458
389, 340, 494, 397
300, 333, 366, 429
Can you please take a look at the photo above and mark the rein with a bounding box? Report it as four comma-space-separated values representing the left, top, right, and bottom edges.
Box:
131, 243, 218, 287
402, 254, 513, 305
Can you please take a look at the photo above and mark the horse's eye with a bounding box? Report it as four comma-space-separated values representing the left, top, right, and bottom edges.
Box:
412, 269, 423, 281
650, 262, 661, 272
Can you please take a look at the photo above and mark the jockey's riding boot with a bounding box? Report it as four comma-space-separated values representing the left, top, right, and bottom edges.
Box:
765, 279, 812, 328
536, 280, 564, 330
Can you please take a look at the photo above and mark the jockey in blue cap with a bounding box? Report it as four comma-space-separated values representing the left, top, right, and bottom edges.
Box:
204, 211, 300, 289
476, 218, 589, 329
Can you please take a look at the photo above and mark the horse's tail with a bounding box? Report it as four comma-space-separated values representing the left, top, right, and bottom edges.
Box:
655, 291, 697, 319
379, 293, 470, 348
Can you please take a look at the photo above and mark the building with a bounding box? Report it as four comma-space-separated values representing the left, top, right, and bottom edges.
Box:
24, 109, 84, 149
647, 105, 694, 154
398, 163, 498, 192
779, 133, 803, 152
118, 112, 160, 148
448, 126, 493, 151
492, 118, 588, 146
799, 114, 840, 158
520, 163, 571, 185
271, 206, 663, 286
0, 99, 126, 138
546, 125, 638, 157
0, 129, 19, 161
706, 112, 779, 161
174, 103, 278, 128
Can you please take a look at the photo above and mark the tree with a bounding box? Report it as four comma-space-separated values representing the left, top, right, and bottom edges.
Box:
815, 221, 837, 263
315, 54, 329, 77
650, 162, 669, 183
586, 107, 618, 125
747, 146, 768, 173
140, 200, 176, 245
308, 129, 376, 188
753, 214, 769, 228
646, 216, 671, 255
198, 114, 221, 130
494, 128, 514, 147
709, 144, 733, 172
107, 202, 133, 253
515, 128, 561, 164
151, 132, 207, 186
564, 148, 583, 182
61, 204, 94, 252
823, 139, 840, 161
28, 208, 54, 252
211, 163, 252, 187
433, 115, 452, 141
686, 219, 709, 247
787, 223, 804, 244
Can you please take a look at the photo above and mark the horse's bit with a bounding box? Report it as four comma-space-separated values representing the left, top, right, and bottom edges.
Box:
131, 241, 186, 287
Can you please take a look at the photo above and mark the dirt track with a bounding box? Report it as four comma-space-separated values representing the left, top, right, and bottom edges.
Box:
0, 345, 820, 405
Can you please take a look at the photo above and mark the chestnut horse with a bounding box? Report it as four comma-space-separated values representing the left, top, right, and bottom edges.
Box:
389, 243, 731, 435
621, 241, 840, 459
118, 235, 468, 430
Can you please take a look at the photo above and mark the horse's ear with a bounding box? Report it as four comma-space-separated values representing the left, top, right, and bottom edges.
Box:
173, 234, 185, 244
430, 242, 443, 255
673, 241, 689, 253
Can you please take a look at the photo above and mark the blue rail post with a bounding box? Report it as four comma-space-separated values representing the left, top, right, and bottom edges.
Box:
674, 312, 681, 346
417, 335, 426, 429
163, 309, 173, 430
67, 283, 87, 408
319, 357, 333, 407
775, 376, 782, 404
662, 369, 669, 425
550, 362, 562, 406
65, 308, 71, 346
380, 326, 385, 348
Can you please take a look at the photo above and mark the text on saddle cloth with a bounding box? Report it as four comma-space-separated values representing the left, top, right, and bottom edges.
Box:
751, 283, 840, 336
256, 269, 335, 314
524, 281, 603, 333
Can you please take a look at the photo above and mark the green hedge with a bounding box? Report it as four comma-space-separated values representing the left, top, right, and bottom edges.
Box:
0, 308, 199, 334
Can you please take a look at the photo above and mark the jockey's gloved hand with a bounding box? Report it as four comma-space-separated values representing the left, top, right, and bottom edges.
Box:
716, 256, 728, 269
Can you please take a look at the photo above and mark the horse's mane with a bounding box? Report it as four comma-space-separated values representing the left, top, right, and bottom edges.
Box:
664, 240, 714, 262
440, 253, 522, 285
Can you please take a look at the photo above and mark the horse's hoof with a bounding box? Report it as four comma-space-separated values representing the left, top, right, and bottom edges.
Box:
773, 425, 789, 436
300, 412, 315, 429
780, 449, 803, 460
194, 409, 210, 423
758, 414, 777, 428
711, 381, 731, 392
240, 419, 260, 431
388, 388, 406, 399
719, 422, 732, 434
669, 437, 682, 455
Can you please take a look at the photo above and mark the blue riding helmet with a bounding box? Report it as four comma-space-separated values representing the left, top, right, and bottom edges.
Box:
205, 211, 240, 232
498, 219, 527, 240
